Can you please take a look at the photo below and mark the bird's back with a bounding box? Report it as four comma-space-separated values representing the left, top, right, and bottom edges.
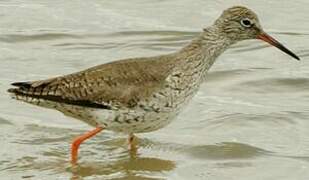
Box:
8, 54, 177, 110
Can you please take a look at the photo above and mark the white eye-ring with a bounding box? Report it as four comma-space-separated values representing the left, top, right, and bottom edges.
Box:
240, 18, 253, 28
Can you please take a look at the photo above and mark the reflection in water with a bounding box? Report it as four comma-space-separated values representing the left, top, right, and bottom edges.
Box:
4, 125, 175, 179
69, 155, 175, 179
2, 125, 270, 179
3, 127, 309, 179
5, 145, 175, 179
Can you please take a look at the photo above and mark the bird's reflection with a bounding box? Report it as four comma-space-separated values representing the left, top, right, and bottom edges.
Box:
69, 152, 176, 180
9, 129, 308, 179
7, 126, 176, 179
66, 140, 176, 179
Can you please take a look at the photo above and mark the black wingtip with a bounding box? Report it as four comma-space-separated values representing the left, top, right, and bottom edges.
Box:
11, 81, 31, 87
9, 82, 32, 95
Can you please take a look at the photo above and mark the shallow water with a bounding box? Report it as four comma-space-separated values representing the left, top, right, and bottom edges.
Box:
0, 0, 309, 179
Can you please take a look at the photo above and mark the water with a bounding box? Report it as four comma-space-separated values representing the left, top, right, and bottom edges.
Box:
0, 0, 309, 179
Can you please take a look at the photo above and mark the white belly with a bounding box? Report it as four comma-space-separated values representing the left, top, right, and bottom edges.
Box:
90, 105, 180, 134
90, 87, 198, 133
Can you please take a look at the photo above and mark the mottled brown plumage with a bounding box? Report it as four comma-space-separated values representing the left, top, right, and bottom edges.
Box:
9, 54, 177, 108
8, 6, 299, 164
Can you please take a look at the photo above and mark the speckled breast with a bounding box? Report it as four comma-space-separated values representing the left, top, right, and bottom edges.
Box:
90, 70, 202, 134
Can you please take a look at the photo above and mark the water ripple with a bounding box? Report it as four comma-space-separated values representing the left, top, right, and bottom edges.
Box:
229, 77, 309, 93
270, 30, 309, 36
0, 33, 82, 43
183, 142, 270, 160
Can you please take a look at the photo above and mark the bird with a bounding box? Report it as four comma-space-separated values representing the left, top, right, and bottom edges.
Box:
8, 6, 300, 165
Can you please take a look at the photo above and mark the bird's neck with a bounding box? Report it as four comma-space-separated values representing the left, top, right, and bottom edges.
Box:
178, 26, 235, 75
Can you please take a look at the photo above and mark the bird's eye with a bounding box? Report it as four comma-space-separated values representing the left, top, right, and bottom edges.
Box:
240, 18, 252, 28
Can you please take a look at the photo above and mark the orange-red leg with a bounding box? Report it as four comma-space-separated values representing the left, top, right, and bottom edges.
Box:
128, 133, 137, 151
71, 127, 104, 165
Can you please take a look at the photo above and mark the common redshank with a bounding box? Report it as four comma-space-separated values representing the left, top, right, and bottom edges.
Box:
8, 6, 300, 164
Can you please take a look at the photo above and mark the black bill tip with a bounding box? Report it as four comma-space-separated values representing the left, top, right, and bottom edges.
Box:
257, 33, 300, 61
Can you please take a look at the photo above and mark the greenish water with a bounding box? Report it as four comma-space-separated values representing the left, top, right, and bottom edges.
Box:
0, 0, 309, 179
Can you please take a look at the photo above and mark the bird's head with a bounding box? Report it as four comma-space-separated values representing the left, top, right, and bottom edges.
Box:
214, 6, 299, 60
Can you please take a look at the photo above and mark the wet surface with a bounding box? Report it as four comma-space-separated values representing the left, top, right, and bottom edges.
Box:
0, 0, 309, 179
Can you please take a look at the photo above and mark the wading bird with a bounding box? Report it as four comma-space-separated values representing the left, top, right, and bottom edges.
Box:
8, 6, 300, 164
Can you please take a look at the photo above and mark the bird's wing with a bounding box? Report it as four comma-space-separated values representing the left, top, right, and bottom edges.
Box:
8, 55, 175, 109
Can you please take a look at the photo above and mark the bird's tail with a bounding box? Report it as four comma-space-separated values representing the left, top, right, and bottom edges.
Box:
8, 82, 37, 103
7, 79, 55, 105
